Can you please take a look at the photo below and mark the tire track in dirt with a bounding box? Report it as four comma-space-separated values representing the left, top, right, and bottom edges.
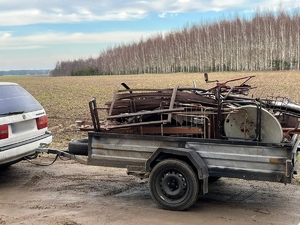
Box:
1, 160, 300, 225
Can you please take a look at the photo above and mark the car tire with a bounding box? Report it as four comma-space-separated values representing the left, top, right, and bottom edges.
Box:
68, 139, 89, 156
149, 159, 199, 211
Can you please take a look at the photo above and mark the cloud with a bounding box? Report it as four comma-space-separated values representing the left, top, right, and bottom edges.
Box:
0, 31, 162, 50
158, 12, 179, 18
0, 1, 150, 26
0, 45, 44, 50
1, 0, 300, 26
0, 29, 164, 69
158, 12, 167, 18
0, 32, 12, 38
0, 9, 148, 26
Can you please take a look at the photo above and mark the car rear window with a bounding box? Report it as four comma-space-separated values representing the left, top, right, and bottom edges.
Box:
0, 84, 43, 116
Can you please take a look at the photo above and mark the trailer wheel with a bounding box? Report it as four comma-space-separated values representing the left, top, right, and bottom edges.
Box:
68, 139, 88, 156
149, 159, 199, 211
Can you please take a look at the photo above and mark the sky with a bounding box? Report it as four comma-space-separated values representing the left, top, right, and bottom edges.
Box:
0, 0, 300, 71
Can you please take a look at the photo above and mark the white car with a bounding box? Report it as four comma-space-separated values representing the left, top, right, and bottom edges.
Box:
0, 82, 52, 167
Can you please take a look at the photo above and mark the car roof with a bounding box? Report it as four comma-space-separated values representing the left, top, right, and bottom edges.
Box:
0, 82, 19, 86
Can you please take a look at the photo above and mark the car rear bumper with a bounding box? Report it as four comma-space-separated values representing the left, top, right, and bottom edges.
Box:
0, 131, 52, 165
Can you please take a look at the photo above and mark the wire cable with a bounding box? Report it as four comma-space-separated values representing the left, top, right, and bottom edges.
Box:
24, 153, 60, 166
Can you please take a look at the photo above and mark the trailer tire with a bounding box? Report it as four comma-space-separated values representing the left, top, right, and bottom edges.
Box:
149, 159, 199, 211
68, 139, 88, 156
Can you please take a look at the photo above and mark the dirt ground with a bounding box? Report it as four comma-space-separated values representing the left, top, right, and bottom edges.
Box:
1, 157, 300, 225
1, 72, 300, 224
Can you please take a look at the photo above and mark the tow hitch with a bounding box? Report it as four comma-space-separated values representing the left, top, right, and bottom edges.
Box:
25, 143, 87, 166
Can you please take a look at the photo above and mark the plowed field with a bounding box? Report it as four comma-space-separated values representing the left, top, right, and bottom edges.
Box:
1, 71, 300, 149
0, 71, 300, 225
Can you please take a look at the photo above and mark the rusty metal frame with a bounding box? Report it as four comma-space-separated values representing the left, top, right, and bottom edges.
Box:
90, 85, 186, 130
104, 85, 181, 129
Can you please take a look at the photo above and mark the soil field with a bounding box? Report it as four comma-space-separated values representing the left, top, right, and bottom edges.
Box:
1, 71, 300, 225
1, 71, 300, 149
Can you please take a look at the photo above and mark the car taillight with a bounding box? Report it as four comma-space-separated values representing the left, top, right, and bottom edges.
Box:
36, 115, 48, 130
0, 124, 9, 139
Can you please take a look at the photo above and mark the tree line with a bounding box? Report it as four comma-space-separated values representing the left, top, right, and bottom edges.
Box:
51, 8, 300, 76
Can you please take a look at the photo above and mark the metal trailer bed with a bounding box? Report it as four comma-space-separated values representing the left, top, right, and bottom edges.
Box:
87, 131, 298, 184
85, 130, 299, 210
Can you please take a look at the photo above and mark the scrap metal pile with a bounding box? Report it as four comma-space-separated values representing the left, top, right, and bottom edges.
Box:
81, 74, 300, 144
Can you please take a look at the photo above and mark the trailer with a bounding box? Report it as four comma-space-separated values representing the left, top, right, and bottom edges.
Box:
39, 74, 300, 211
84, 130, 299, 211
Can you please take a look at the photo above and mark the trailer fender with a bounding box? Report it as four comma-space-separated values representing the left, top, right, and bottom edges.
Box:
146, 147, 209, 194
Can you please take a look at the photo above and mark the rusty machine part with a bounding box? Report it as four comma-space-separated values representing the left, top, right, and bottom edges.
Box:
80, 74, 300, 144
